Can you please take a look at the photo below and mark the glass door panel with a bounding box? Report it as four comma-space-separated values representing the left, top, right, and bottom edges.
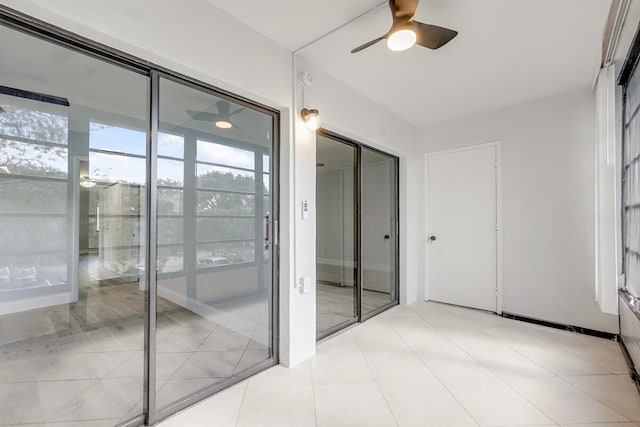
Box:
0, 23, 148, 425
315, 134, 358, 338
155, 77, 275, 411
361, 147, 398, 316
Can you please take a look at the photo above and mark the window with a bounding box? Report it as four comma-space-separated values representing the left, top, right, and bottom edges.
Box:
0, 100, 69, 293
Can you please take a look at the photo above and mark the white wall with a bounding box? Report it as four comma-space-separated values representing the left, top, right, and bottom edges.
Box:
419, 89, 619, 333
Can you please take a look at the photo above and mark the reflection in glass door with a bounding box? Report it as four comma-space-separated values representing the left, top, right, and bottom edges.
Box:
316, 135, 358, 338
361, 147, 398, 318
0, 22, 149, 425
316, 130, 399, 339
0, 15, 279, 425
152, 75, 277, 418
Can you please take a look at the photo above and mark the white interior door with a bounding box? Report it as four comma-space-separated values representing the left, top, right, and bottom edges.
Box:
426, 144, 498, 312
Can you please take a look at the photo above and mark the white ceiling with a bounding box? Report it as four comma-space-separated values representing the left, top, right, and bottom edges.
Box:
207, 0, 385, 51
210, 0, 612, 127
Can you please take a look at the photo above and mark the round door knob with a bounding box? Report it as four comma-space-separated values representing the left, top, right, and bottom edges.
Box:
384, 234, 390, 240
429, 235, 436, 242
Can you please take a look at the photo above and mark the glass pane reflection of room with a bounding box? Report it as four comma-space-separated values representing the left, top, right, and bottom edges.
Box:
0, 22, 276, 425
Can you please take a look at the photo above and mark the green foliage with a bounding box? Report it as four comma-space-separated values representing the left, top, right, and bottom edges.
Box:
0, 105, 67, 174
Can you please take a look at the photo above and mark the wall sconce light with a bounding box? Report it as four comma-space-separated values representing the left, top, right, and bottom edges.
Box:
300, 108, 321, 131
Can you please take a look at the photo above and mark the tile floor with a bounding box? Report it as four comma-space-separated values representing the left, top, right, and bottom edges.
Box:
159, 301, 640, 427
0, 281, 271, 426
316, 282, 392, 334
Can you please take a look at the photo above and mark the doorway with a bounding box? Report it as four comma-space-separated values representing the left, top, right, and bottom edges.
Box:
316, 130, 399, 339
425, 143, 500, 312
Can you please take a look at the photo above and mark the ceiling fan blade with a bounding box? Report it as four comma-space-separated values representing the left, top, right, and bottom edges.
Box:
216, 100, 231, 116
392, 0, 419, 24
187, 110, 218, 121
228, 107, 246, 117
351, 36, 385, 54
412, 21, 458, 49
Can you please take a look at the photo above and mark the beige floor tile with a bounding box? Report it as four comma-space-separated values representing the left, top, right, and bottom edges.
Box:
561, 375, 640, 421
353, 325, 413, 355
414, 340, 497, 380
562, 345, 629, 374
440, 327, 505, 352
462, 341, 553, 378
482, 324, 556, 349
559, 423, 638, 427
444, 378, 555, 426
316, 330, 361, 355
511, 345, 610, 376
506, 377, 629, 424
248, 360, 312, 388
158, 381, 246, 427
364, 351, 436, 383
314, 383, 397, 427
3, 300, 637, 426
311, 351, 375, 384
235, 385, 315, 427
377, 314, 432, 332
378, 380, 478, 427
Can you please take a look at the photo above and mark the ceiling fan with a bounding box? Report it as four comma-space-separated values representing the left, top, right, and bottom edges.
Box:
187, 100, 245, 129
351, 0, 458, 53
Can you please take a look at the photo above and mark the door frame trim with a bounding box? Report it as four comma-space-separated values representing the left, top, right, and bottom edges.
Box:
423, 141, 502, 314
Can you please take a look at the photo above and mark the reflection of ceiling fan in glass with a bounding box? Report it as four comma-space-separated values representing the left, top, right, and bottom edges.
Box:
79, 175, 96, 188
187, 100, 245, 129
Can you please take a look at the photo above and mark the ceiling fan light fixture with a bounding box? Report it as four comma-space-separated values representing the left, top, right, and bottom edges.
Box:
387, 28, 416, 51
300, 108, 321, 131
80, 176, 96, 188
215, 119, 233, 129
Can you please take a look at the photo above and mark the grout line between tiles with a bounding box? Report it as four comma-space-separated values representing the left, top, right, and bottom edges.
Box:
232, 379, 249, 427
554, 373, 635, 422
389, 310, 481, 426
405, 304, 566, 425
437, 306, 632, 425
352, 332, 400, 427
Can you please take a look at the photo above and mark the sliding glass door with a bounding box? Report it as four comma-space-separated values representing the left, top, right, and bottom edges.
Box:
152, 75, 277, 417
0, 17, 278, 426
316, 130, 399, 339
316, 134, 358, 337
